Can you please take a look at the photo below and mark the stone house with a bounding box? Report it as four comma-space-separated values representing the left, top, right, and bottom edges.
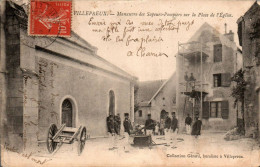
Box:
176, 22, 243, 132
135, 73, 176, 125
0, 1, 136, 152
237, 1, 260, 139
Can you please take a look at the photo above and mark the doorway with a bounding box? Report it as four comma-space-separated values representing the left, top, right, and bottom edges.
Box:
160, 110, 167, 119
62, 99, 73, 127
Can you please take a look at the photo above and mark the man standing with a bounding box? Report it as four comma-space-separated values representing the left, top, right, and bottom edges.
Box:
107, 115, 115, 135
145, 114, 155, 135
107, 115, 117, 149
185, 114, 192, 135
191, 116, 202, 138
123, 113, 132, 151
164, 112, 171, 141
123, 113, 132, 135
114, 113, 121, 135
171, 112, 178, 140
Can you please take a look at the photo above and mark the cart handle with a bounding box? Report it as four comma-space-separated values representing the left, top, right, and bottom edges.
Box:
52, 124, 66, 140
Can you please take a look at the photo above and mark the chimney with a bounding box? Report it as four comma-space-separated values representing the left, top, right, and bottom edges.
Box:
224, 23, 234, 42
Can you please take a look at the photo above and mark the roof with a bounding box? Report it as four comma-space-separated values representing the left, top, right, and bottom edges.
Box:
137, 79, 166, 105
137, 72, 176, 106
148, 72, 176, 104
188, 22, 235, 47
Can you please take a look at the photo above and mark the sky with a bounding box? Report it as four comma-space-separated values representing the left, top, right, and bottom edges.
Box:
18, 0, 256, 81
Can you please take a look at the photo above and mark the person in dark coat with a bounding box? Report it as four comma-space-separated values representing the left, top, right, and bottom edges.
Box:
144, 114, 155, 135
107, 115, 115, 135
164, 112, 172, 141
191, 117, 202, 137
114, 113, 121, 135
185, 114, 192, 134
171, 112, 178, 140
123, 113, 132, 135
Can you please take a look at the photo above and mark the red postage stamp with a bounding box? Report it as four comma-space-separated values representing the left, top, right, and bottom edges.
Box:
29, 0, 72, 37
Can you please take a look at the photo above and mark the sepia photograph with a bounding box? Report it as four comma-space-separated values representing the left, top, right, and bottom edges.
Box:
0, 0, 260, 166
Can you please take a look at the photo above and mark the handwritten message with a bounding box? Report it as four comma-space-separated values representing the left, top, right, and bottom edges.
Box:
4, 143, 52, 165
88, 17, 194, 57
75, 10, 233, 58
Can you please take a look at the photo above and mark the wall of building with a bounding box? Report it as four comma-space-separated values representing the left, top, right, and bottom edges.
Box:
135, 106, 150, 125
150, 76, 176, 123
5, 5, 135, 152
239, 4, 260, 138
35, 52, 132, 139
176, 27, 241, 131
4, 8, 24, 151
135, 75, 176, 125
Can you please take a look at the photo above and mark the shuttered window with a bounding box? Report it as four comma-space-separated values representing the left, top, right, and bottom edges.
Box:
202, 101, 210, 119
214, 44, 222, 62
213, 74, 221, 87
221, 73, 231, 87
213, 73, 231, 87
221, 101, 229, 119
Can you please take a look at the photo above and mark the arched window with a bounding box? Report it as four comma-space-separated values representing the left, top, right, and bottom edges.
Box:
62, 99, 73, 127
109, 90, 115, 116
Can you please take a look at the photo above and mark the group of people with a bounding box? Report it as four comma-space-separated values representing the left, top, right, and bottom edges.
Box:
106, 113, 133, 136
143, 112, 202, 139
185, 114, 202, 137
106, 111, 202, 140
143, 112, 179, 140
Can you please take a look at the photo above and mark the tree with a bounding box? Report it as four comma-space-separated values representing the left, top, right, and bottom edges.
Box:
231, 69, 247, 135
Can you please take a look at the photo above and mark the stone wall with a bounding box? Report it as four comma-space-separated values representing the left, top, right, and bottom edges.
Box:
239, 3, 260, 138
5, 6, 24, 151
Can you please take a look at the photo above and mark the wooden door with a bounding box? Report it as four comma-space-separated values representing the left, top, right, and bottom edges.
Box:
62, 99, 73, 127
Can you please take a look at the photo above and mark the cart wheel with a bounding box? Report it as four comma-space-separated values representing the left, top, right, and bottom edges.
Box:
78, 126, 87, 155
46, 124, 58, 153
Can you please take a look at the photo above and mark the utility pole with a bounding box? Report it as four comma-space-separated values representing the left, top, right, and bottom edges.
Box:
200, 41, 203, 119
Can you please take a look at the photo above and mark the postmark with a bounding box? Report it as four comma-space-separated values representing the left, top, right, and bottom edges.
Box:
29, 0, 72, 37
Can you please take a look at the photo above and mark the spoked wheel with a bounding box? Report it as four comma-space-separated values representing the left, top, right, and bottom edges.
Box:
78, 126, 87, 155
46, 124, 58, 153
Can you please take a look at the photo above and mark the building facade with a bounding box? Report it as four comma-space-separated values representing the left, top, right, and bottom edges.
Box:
1, 1, 136, 152
135, 73, 176, 125
176, 23, 243, 132
237, 2, 260, 139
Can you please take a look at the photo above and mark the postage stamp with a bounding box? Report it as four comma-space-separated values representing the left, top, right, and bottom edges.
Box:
29, 0, 72, 37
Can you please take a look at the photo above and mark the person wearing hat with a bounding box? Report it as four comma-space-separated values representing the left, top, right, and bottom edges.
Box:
191, 116, 202, 138
185, 113, 192, 135
114, 113, 121, 135
107, 114, 115, 135
171, 112, 178, 140
123, 113, 132, 135
145, 114, 156, 136
164, 112, 171, 141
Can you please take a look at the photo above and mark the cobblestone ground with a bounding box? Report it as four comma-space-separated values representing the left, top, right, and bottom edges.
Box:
2, 131, 260, 167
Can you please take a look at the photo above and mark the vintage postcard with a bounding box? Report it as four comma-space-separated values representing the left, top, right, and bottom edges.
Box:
0, 0, 260, 166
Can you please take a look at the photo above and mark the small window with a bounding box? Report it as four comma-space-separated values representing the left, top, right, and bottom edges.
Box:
138, 110, 142, 117
213, 74, 221, 87
210, 102, 222, 118
214, 44, 222, 62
